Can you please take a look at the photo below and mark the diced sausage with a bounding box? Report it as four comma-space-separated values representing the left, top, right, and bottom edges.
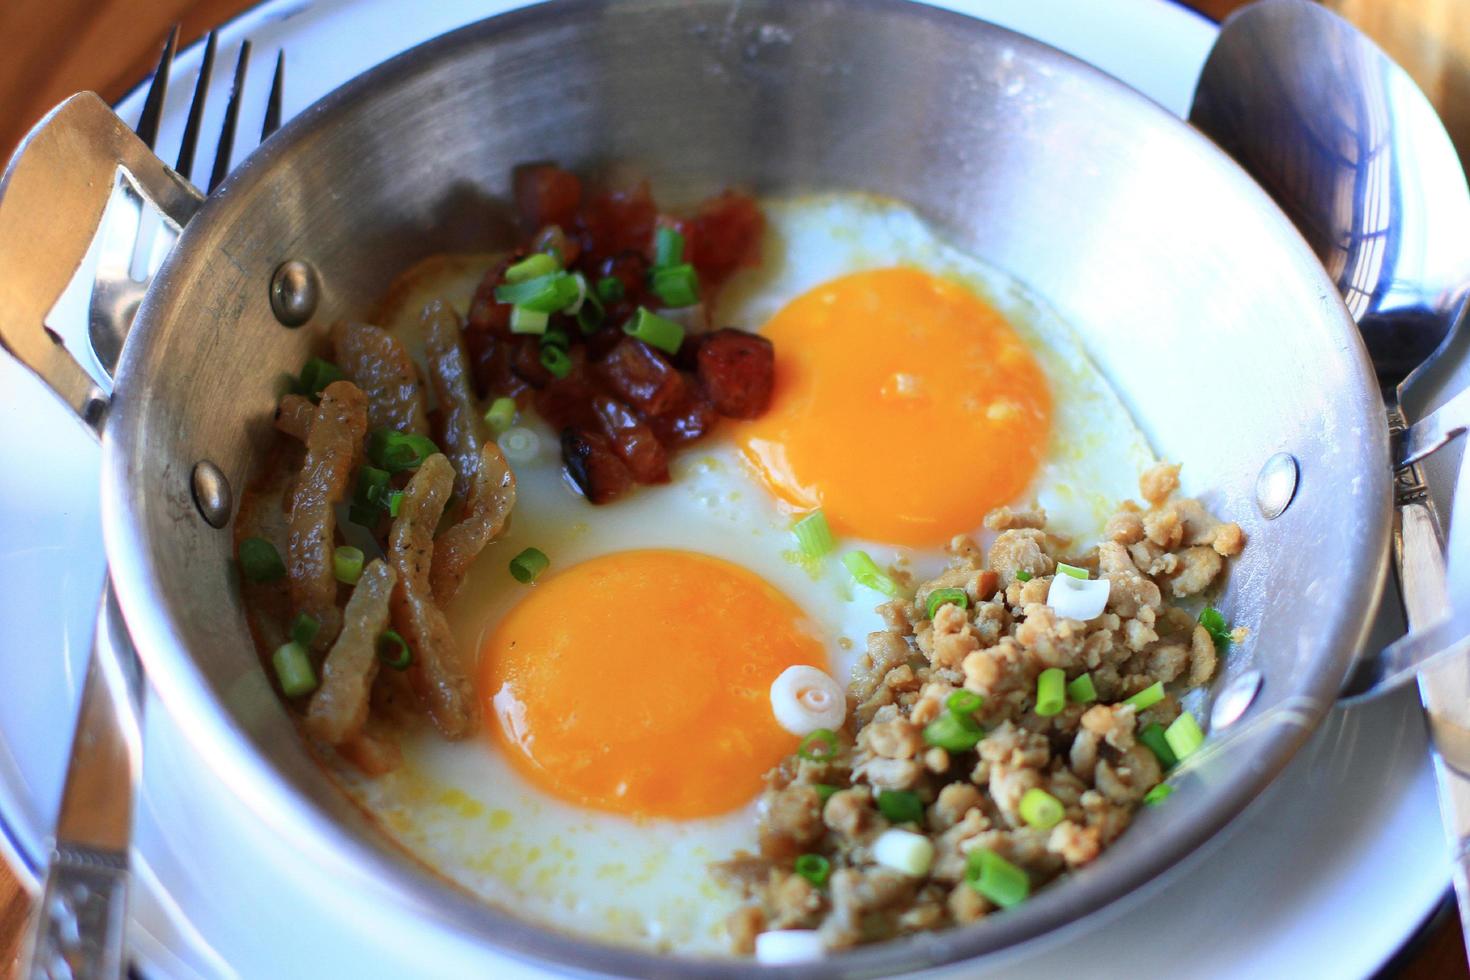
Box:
561, 427, 634, 504
592, 395, 669, 484
696, 328, 774, 419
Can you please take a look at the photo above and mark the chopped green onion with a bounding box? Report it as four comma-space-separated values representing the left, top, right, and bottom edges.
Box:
926, 587, 969, 620
1018, 788, 1065, 830
1122, 681, 1165, 711
1034, 667, 1066, 717
367, 428, 439, 473
797, 728, 838, 762
510, 306, 549, 335
494, 272, 579, 313
876, 789, 923, 825
239, 537, 286, 582
1056, 562, 1088, 580
1066, 672, 1097, 704
272, 641, 316, 697
622, 306, 685, 355
540, 325, 570, 350
947, 690, 983, 716
1138, 722, 1179, 769
333, 546, 365, 585
651, 264, 699, 308
504, 252, 559, 283
653, 226, 685, 268
1199, 606, 1232, 651
349, 466, 393, 526
1143, 783, 1174, 805
1015, 570, 1033, 582
376, 630, 412, 670
842, 551, 900, 597
794, 854, 830, 887
576, 288, 605, 334
965, 848, 1029, 908
294, 357, 345, 398
792, 511, 835, 559
873, 828, 935, 877
509, 547, 550, 584
923, 712, 984, 752
539, 345, 572, 379
290, 612, 320, 648
484, 397, 517, 434
1164, 712, 1205, 760
814, 784, 841, 802
387, 490, 405, 518
595, 276, 625, 303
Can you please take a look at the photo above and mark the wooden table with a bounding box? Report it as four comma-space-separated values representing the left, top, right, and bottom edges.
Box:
1, 1, 1466, 976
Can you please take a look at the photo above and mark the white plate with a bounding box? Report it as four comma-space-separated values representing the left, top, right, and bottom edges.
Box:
0, 0, 1450, 976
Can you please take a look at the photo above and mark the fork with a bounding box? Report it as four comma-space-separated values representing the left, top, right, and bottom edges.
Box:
85, 27, 287, 382
19, 30, 286, 980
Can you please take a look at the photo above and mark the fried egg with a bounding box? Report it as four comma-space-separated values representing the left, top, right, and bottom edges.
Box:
329, 191, 1155, 954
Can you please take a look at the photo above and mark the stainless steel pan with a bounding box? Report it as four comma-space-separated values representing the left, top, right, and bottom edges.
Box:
0, 0, 1451, 975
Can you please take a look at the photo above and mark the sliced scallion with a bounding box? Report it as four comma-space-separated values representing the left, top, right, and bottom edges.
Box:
509, 547, 550, 584
367, 428, 439, 473
792, 510, 835, 559
794, 854, 831, 887
1164, 711, 1205, 760
333, 546, 365, 585
1143, 783, 1174, 805
797, 728, 838, 762
842, 551, 900, 598
651, 264, 699, 308
540, 344, 572, 379
272, 641, 317, 697
947, 690, 983, 716
484, 397, 517, 434
926, 587, 968, 620
814, 784, 841, 802
622, 306, 685, 355
653, 225, 685, 267
876, 789, 923, 825
965, 848, 1029, 908
595, 276, 625, 303
294, 357, 345, 399
504, 252, 559, 283
510, 306, 549, 335
290, 612, 320, 648
1138, 722, 1178, 769
377, 630, 412, 670
1198, 606, 1232, 651
1122, 681, 1165, 711
1034, 667, 1066, 717
494, 272, 579, 313
1018, 788, 1065, 830
923, 712, 983, 752
1015, 570, 1033, 583
1055, 562, 1089, 580
1066, 672, 1097, 704
239, 537, 286, 583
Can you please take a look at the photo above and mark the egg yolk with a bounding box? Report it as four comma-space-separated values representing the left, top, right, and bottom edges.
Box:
481, 549, 826, 820
735, 266, 1053, 547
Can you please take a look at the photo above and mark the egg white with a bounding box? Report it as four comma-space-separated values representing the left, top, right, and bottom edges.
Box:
324, 191, 1156, 954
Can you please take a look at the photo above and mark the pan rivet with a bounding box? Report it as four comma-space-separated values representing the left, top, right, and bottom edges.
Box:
191, 460, 233, 528
1255, 452, 1298, 519
1211, 670, 1262, 730
269, 260, 319, 327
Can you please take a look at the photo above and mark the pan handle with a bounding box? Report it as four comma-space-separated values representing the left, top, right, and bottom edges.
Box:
0, 92, 202, 437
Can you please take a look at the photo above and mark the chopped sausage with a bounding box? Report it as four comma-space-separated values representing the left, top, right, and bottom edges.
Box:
561, 427, 634, 504
513, 163, 581, 231
696, 328, 774, 419
594, 337, 688, 416
592, 395, 669, 484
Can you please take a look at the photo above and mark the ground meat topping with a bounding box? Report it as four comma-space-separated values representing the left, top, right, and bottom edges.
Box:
730, 464, 1245, 952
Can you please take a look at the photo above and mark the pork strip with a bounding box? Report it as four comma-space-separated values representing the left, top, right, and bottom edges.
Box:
305, 559, 398, 746
287, 380, 367, 649
421, 299, 487, 501
431, 441, 516, 604
275, 393, 316, 443
332, 320, 431, 436
389, 452, 475, 737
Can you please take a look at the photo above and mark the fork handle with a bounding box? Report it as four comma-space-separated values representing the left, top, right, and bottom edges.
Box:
22, 846, 130, 980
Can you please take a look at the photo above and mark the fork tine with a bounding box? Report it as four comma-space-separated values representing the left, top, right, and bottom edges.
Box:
134, 24, 180, 150
261, 51, 285, 141
209, 39, 252, 193
175, 31, 219, 181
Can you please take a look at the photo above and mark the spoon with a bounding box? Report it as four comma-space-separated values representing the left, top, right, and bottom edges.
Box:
1189, 0, 1470, 956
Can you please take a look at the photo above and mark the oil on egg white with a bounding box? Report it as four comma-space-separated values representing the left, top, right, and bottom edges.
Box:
328, 190, 1156, 955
